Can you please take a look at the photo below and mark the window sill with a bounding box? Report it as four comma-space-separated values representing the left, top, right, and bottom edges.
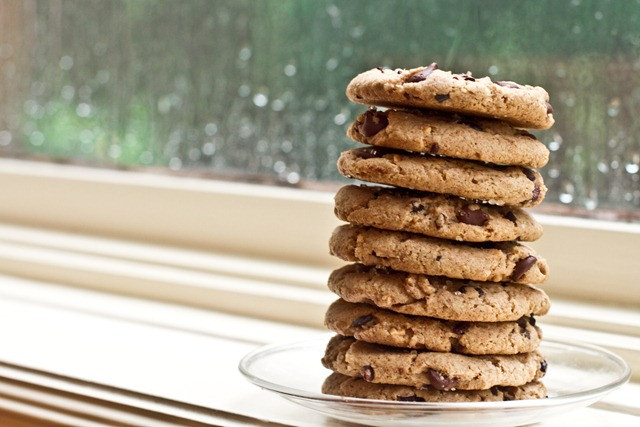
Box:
0, 273, 639, 425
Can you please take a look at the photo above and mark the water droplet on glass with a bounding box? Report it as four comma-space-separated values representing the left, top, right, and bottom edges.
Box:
559, 193, 573, 203
571, 0, 581, 6
108, 144, 122, 159
253, 93, 268, 107
139, 151, 153, 164
188, 148, 201, 161
488, 65, 499, 75
274, 160, 286, 173
326, 4, 340, 17
624, 192, 633, 202
334, 113, 347, 125
29, 131, 44, 146
350, 26, 364, 38
607, 98, 620, 117
59, 56, 74, 70
597, 162, 609, 173
238, 47, 251, 61
0, 130, 12, 146
256, 139, 268, 152
238, 85, 250, 97
326, 58, 338, 71
169, 157, 182, 170
585, 199, 597, 210
158, 96, 171, 114
611, 160, 620, 169
286, 171, 300, 185
31, 81, 45, 96
202, 142, 216, 156
79, 129, 93, 144
61, 85, 75, 100
594, 11, 603, 20
625, 163, 639, 174
548, 141, 560, 151
271, 99, 285, 111
572, 25, 581, 34
76, 103, 92, 118
204, 123, 218, 136
281, 140, 292, 153
97, 70, 110, 84
239, 123, 253, 139
284, 64, 297, 77
548, 168, 560, 178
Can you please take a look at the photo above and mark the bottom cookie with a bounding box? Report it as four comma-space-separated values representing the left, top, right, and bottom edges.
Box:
322, 372, 547, 402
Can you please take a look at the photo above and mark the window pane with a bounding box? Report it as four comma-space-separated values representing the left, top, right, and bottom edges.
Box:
1, 0, 639, 219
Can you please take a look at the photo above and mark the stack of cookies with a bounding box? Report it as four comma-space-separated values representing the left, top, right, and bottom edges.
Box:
321, 63, 554, 402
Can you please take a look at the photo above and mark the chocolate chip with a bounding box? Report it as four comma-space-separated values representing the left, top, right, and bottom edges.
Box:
435, 93, 450, 102
490, 386, 499, 396
516, 317, 532, 339
452, 340, 466, 353
411, 203, 426, 213
397, 395, 426, 402
500, 386, 519, 401
529, 315, 536, 326
362, 365, 375, 381
474, 286, 485, 297
406, 63, 438, 83
540, 360, 548, 373
521, 167, 536, 181
361, 109, 389, 137
456, 118, 483, 132
546, 102, 554, 114
352, 314, 374, 327
504, 211, 518, 225
376, 66, 384, 72
451, 321, 469, 335
495, 81, 520, 89
403, 92, 411, 100
456, 205, 489, 226
426, 369, 457, 391
429, 143, 439, 154
353, 146, 395, 159
511, 256, 537, 281
531, 184, 541, 203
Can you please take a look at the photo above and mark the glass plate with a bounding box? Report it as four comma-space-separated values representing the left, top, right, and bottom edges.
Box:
239, 334, 630, 427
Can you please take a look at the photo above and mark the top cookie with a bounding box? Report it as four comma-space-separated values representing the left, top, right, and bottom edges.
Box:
348, 109, 550, 168
346, 63, 554, 129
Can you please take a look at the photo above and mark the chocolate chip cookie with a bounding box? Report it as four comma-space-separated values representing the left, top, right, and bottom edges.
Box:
327, 264, 550, 322
322, 373, 547, 402
334, 185, 543, 242
338, 147, 546, 207
348, 109, 550, 167
322, 335, 547, 390
346, 64, 554, 129
329, 225, 548, 284
325, 299, 543, 354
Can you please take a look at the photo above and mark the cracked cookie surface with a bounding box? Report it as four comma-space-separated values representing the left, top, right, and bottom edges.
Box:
327, 264, 550, 322
322, 372, 547, 402
325, 299, 543, 354
334, 185, 543, 242
337, 147, 546, 207
346, 64, 554, 129
348, 109, 549, 167
329, 225, 548, 284
321, 335, 546, 390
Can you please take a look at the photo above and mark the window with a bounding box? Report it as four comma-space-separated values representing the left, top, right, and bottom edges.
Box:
1, 0, 639, 219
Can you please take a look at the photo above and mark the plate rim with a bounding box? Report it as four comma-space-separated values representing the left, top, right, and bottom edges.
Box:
238, 333, 631, 410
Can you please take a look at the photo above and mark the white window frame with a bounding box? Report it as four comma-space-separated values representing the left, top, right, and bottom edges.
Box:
1, 157, 638, 309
